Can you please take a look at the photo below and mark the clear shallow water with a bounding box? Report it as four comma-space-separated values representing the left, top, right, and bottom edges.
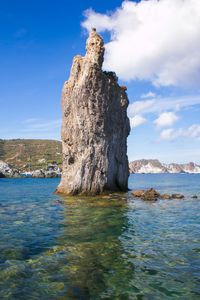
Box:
0, 174, 200, 299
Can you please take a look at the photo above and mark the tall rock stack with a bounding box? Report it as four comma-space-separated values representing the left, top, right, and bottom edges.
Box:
56, 28, 130, 195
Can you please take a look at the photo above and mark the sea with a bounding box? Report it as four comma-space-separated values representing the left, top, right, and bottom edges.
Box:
0, 174, 200, 299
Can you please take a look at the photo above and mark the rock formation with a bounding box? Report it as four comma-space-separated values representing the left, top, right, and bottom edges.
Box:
56, 28, 130, 195
129, 159, 200, 174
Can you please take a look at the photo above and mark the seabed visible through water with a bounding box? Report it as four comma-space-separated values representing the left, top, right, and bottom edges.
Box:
0, 174, 200, 299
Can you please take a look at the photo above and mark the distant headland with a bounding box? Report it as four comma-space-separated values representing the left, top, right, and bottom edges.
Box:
0, 139, 199, 178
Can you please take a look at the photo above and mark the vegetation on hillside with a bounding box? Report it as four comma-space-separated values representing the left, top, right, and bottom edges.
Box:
0, 139, 62, 172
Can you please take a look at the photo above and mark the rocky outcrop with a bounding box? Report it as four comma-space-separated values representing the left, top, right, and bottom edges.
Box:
129, 159, 200, 174
0, 160, 21, 178
32, 170, 45, 178
132, 188, 160, 201
131, 188, 185, 201
32, 168, 60, 178
171, 194, 184, 199
56, 29, 130, 195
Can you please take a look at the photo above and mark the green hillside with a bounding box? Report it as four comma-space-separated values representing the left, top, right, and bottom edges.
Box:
0, 139, 62, 172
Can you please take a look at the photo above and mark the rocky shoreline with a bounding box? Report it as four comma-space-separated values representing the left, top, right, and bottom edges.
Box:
0, 160, 61, 178
1, 161, 198, 200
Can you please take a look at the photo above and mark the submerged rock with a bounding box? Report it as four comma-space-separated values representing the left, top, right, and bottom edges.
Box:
56, 28, 130, 195
191, 195, 198, 199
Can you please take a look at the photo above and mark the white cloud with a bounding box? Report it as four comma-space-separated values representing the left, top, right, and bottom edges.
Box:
128, 94, 200, 116
160, 128, 174, 140
141, 91, 155, 99
159, 124, 200, 140
82, 0, 200, 87
154, 112, 179, 129
130, 114, 146, 128
128, 99, 155, 115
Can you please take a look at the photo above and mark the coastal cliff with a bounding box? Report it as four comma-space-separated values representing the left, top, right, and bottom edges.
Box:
56, 29, 130, 195
129, 159, 200, 174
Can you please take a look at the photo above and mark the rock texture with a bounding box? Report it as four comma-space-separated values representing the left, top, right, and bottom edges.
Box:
129, 159, 200, 174
0, 160, 21, 178
56, 28, 130, 195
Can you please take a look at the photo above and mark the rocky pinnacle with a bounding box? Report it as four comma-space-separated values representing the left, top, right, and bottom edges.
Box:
56, 28, 130, 195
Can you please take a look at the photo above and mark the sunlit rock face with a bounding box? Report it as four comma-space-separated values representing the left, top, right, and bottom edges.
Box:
56, 28, 130, 195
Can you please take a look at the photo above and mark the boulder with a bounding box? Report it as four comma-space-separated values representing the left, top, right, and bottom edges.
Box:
132, 190, 145, 197
56, 28, 130, 195
172, 194, 184, 199
160, 194, 171, 199
0, 160, 21, 178
191, 195, 198, 199
45, 171, 59, 178
32, 170, 45, 178
141, 188, 160, 201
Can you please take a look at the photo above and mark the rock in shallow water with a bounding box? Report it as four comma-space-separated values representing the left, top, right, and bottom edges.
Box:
56, 28, 130, 195
160, 194, 171, 199
141, 188, 160, 201
172, 194, 184, 199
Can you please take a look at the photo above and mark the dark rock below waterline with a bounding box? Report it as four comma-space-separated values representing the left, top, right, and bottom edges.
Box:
191, 195, 198, 199
0, 172, 5, 178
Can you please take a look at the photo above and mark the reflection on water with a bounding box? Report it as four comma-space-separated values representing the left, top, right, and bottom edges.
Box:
58, 195, 135, 299
0, 176, 200, 299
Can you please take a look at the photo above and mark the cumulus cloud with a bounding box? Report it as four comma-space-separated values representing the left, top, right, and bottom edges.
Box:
160, 128, 174, 140
82, 0, 200, 87
159, 124, 200, 140
130, 114, 146, 128
154, 112, 179, 129
128, 99, 155, 115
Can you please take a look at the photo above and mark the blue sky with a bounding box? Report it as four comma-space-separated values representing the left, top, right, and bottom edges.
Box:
1, 0, 200, 164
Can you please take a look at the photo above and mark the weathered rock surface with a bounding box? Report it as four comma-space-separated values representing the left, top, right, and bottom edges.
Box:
172, 194, 184, 199
132, 188, 160, 201
0, 160, 21, 178
141, 188, 160, 201
129, 159, 200, 174
132, 190, 145, 197
160, 193, 171, 199
32, 170, 45, 178
56, 28, 130, 195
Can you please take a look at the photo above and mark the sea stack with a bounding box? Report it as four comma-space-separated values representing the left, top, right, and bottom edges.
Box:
56, 28, 130, 195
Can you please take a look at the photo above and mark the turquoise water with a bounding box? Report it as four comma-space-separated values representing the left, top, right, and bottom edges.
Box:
0, 174, 200, 299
